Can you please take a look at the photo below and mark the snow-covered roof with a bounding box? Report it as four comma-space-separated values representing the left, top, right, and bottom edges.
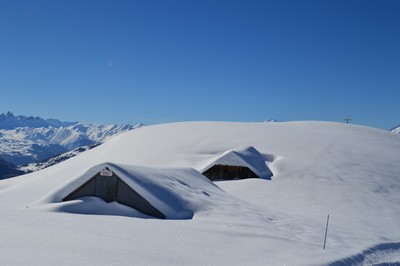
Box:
38, 162, 225, 219
201, 146, 273, 179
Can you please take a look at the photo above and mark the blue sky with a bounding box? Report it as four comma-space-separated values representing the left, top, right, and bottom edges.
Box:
0, 0, 399, 129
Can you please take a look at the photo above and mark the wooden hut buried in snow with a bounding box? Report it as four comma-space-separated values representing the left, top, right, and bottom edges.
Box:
59, 162, 219, 220
201, 146, 273, 181
63, 166, 166, 219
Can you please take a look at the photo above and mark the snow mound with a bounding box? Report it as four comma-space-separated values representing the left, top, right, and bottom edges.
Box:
32, 162, 229, 219
0, 121, 399, 265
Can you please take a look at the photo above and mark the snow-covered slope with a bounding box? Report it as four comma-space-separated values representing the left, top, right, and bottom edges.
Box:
0, 112, 139, 165
0, 121, 399, 265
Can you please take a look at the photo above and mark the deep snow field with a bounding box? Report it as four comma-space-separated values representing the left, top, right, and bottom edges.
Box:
0, 121, 399, 265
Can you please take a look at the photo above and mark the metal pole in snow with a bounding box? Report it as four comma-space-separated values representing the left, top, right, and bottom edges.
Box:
323, 214, 330, 250
344, 117, 351, 124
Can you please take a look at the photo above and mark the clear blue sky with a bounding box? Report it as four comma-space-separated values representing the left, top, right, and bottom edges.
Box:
0, 0, 399, 129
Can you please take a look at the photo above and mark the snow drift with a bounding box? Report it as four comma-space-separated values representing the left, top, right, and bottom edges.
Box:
0, 121, 399, 265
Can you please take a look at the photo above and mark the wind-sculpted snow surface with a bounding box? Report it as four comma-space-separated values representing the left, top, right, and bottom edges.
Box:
0, 121, 399, 265
328, 242, 400, 265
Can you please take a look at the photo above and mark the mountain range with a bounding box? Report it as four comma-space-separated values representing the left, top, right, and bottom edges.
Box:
0, 112, 140, 166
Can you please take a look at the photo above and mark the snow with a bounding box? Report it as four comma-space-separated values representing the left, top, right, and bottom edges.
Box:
0, 112, 137, 165
0, 121, 399, 265
18, 145, 97, 173
392, 125, 400, 134
34, 162, 228, 220
200, 146, 273, 179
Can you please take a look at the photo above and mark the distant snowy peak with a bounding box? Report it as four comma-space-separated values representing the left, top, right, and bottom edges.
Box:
133, 123, 145, 129
391, 125, 400, 134
0, 112, 76, 129
81, 123, 137, 143
0, 112, 141, 165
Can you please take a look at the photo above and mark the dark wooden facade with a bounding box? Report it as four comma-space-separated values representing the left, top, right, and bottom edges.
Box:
63, 170, 165, 219
202, 164, 259, 181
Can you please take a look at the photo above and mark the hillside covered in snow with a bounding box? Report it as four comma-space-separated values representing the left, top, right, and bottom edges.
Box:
0, 112, 140, 165
0, 121, 399, 265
